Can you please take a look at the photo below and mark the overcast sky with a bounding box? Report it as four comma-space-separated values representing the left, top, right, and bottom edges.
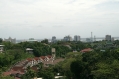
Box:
0, 0, 119, 39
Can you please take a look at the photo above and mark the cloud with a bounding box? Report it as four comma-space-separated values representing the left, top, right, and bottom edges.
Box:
52, 25, 65, 28
0, 0, 119, 39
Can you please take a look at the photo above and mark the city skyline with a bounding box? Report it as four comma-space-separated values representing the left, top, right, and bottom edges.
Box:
2, 34, 118, 40
0, 0, 119, 39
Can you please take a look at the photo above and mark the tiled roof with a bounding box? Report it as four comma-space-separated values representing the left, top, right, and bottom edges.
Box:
27, 58, 33, 61
31, 66, 38, 71
3, 72, 11, 76
3, 69, 24, 76
46, 55, 52, 58
34, 57, 40, 60
80, 48, 92, 52
40, 56, 45, 60
12, 67, 25, 73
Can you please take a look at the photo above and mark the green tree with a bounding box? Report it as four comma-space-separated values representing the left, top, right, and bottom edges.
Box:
41, 39, 48, 44
70, 60, 87, 79
22, 66, 36, 79
38, 68, 54, 79
0, 38, 3, 43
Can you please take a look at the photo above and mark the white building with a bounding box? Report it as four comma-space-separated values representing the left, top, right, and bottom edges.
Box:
74, 35, 80, 41
105, 35, 111, 41
0, 45, 4, 53
26, 48, 33, 54
4, 37, 16, 43
27, 38, 38, 43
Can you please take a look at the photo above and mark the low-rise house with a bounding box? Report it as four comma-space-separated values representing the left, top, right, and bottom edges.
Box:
25, 57, 41, 68
40, 56, 47, 62
3, 55, 55, 78
65, 45, 71, 49
80, 48, 93, 53
55, 76, 64, 79
45, 55, 53, 61
26, 48, 33, 54
0, 45, 4, 53
3, 68, 24, 78
34, 57, 41, 63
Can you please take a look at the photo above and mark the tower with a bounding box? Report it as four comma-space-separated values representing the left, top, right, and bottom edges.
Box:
51, 48, 56, 59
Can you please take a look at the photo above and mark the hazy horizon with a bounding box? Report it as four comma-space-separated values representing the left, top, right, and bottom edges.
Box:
0, 0, 119, 39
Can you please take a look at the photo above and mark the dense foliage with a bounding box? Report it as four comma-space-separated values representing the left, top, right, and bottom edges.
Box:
1, 40, 119, 79
54, 49, 119, 79
0, 41, 72, 78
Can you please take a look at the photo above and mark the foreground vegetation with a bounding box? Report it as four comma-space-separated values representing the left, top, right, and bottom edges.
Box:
0, 39, 119, 79
20, 49, 119, 79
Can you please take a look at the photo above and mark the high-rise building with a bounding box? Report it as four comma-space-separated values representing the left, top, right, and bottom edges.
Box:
105, 35, 111, 41
74, 35, 80, 41
63, 35, 72, 41
94, 36, 96, 42
52, 36, 57, 43
4, 37, 16, 43
111, 37, 114, 41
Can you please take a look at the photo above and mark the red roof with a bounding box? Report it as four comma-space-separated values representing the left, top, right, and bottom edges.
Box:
3, 69, 24, 76
12, 67, 25, 73
40, 56, 45, 60
80, 48, 92, 53
34, 57, 40, 60
46, 55, 52, 58
3, 72, 11, 76
31, 66, 38, 71
27, 58, 33, 61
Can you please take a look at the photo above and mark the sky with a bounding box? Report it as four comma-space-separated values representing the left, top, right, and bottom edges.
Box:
0, 0, 119, 39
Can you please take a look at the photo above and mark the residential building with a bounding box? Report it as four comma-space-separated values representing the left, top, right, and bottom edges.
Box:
0, 45, 4, 53
74, 35, 80, 41
80, 48, 93, 53
27, 38, 38, 43
105, 35, 111, 41
26, 48, 33, 54
3, 55, 55, 77
4, 37, 16, 43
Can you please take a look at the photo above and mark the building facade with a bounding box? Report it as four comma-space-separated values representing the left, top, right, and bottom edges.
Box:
105, 35, 111, 41
4, 37, 16, 43
74, 35, 80, 41
63, 35, 73, 41
0, 45, 4, 53
52, 36, 57, 43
